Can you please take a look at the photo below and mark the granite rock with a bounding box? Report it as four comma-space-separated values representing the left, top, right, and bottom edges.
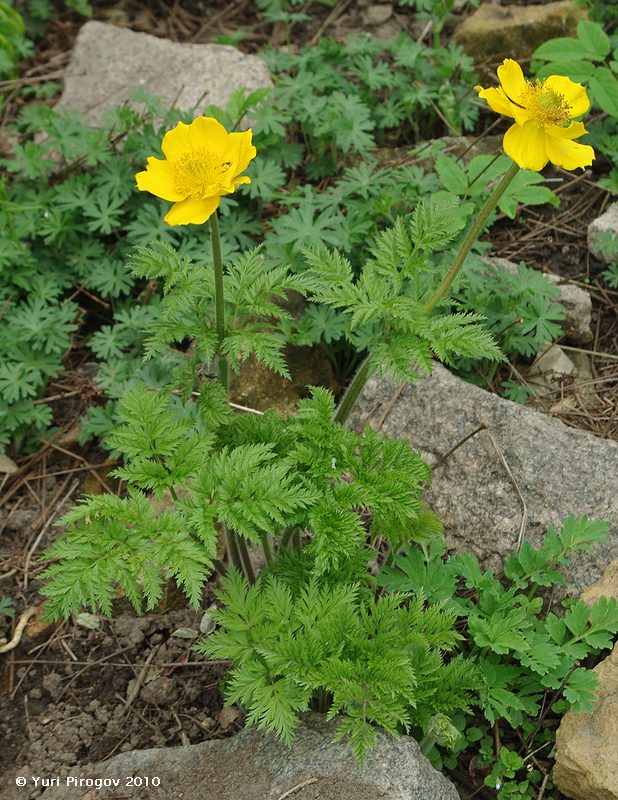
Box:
554, 644, 618, 800
39, 714, 460, 800
362, 4, 394, 26
349, 364, 618, 595
454, 1, 585, 65
581, 558, 618, 606
55, 21, 272, 126
588, 202, 618, 264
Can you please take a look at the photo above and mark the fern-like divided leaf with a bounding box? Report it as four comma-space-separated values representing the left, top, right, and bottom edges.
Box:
303, 204, 502, 382
200, 567, 474, 764
189, 443, 316, 543
40, 491, 216, 619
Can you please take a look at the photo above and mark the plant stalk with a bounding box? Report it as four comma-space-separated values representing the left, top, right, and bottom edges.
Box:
332, 165, 520, 426
422, 161, 520, 314
236, 535, 256, 585
209, 213, 229, 393
260, 532, 273, 564
333, 353, 371, 425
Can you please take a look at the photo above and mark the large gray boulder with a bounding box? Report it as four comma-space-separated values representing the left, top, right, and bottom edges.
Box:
55, 21, 272, 126
38, 714, 460, 800
350, 364, 618, 596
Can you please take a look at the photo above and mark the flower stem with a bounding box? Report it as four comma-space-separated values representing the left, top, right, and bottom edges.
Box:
236, 536, 256, 585
333, 353, 372, 425
209, 213, 228, 393
422, 161, 520, 314
259, 532, 273, 564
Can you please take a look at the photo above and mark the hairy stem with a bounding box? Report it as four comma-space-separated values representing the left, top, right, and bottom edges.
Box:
279, 526, 295, 551
419, 733, 436, 756
209, 213, 229, 393
225, 527, 244, 574
333, 353, 372, 425
422, 161, 520, 314
236, 536, 256, 585
260, 532, 273, 564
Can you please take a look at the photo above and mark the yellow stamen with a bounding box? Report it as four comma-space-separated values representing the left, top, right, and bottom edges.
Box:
170, 149, 233, 198
520, 80, 571, 127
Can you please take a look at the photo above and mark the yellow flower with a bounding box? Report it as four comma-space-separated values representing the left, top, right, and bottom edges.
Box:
135, 117, 256, 225
475, 59, 594, 172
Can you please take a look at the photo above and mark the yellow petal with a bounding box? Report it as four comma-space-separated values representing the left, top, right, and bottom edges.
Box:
228, 129, 257, 176
503, 121, 548, 171
164, 195, 221, 226
476, 86, 516, 118
545, 121, 588, 140
135, 157, 185, 201
161, 117, 229, 160
497, 59, 528, 105
233, 175, 251, 188
544, 75, 590, 117
545, 133, 595, 170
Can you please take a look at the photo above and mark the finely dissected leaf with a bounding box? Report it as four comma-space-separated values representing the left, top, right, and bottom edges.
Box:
190, 444, 316, 542
40, 492, 215, 619
201, 566, 465, 763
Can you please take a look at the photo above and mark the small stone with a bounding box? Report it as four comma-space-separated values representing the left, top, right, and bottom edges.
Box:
218, 705, 242, 731
588, 202, 618, 263
55, 21, 273, 128
113, 616, 147, 648
140, 676, 178, 707
362, 4, 393, 26
454, 1, 585, 65
0, 454, 18, 475
41, 672, 64, 701
554, 643, 618, 800
528, 345, 576, 395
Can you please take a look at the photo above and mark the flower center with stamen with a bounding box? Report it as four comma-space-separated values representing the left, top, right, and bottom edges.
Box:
520, 80, 571, 127
170, 148, 233, 198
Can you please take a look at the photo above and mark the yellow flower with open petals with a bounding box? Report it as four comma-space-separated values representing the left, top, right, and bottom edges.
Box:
475, 59, 594, 172
135, 117, 256, 226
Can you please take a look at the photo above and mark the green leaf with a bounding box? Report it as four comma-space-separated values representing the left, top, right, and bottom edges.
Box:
435, 154, 468, 195
533, 38, 594, 63
535, 60, 596, 83
590, 67, 618, 116
577, 20, 611, 59
562, 667, 599, 712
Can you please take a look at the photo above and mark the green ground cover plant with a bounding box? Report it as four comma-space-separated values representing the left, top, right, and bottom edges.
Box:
380, 517, 618, 799
0, 28, 568, 453
37, 53, 610, 782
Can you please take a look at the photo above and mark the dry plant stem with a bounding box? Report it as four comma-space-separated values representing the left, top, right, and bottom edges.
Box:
0, 607, 37, 653
422, 161, 521, 314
